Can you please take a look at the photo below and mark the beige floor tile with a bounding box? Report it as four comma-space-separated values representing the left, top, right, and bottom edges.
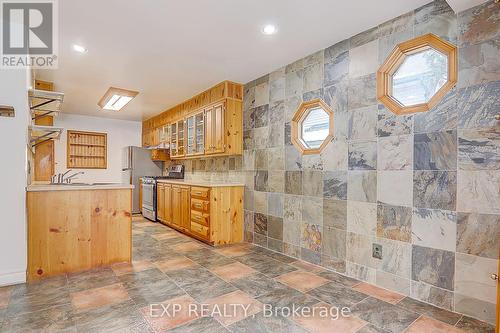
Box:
155, 257, 196, 272
276, 270, 329, 292
111, 260, 155, 276
210, 262, 257, 282
141, 294, 199, 332
205, 290, 262, 326
405, 316, 465, 333
170, 242, 206, 253
292, 302, 367, 333
351, 282, 405, 304
70, 283, 129, 311
213, 244, 253, 257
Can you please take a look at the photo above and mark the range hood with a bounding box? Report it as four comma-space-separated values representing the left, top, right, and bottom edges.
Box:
28, 89, 65, 119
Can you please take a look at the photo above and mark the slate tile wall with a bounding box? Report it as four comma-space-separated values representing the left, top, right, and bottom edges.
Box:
181, 0, 500, 325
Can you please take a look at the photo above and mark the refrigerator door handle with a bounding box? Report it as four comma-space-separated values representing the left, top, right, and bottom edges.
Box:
122, 147, 133, 171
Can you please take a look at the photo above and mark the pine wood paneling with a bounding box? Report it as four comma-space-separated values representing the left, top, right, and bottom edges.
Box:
142, 80, 243, 159
27, 189, 132, 281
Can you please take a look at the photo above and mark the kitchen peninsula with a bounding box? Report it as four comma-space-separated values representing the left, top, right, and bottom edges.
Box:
26, 183, 133, 281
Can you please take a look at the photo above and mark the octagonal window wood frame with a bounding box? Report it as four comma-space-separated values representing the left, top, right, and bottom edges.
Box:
377, 33, 457, 115
291, 98, 334, 155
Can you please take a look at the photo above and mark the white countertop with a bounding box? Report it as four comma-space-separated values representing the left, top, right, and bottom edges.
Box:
156, 179, 245, 187
26, 183, 134, 192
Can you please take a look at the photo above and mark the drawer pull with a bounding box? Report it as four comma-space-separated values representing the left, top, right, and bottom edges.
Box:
194, 203, 202, 209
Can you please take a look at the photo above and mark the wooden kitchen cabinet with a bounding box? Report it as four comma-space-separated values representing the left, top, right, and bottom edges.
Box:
142, 81, 243, 159
205, 102, 225, 154
186, 111, 205, 156
163, 184, 172, 224
177, 119, 186, 157
157, 181, 243, 245
170, 122, 178, 156
142, 128, 159, 148
152, 128, 160, 146
157, 183, 165, 221
170, 120, 186, 158
159, 124, 170, 144
171, 185, 190, 229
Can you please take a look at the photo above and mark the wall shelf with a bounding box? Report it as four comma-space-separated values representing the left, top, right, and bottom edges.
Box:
67, 130, 107, 169
28, 89, 64, 120
29, 125, 63, 149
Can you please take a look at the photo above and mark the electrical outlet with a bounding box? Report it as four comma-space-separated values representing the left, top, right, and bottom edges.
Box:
373, 243, 383, 259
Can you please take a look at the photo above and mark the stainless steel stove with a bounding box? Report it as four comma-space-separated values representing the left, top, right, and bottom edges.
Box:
142, 165, 184, 221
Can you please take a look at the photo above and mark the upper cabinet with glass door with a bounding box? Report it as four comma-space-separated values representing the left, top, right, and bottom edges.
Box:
176, 119, 185, 157
170, 122, 178, 157
159, 124, 170, 145
185, 110, 205, 156
186, 115, 195, 155
377, 33, 457, 115
195, 111, 205, 155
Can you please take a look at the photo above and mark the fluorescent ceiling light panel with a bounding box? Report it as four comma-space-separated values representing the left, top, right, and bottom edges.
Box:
98, 87, 139, 111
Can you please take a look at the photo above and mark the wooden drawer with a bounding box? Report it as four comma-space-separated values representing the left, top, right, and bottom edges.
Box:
191, 210, 209, 227
191, 198, 210, 213
191, 186, 210, 200
191, 221, 209, 239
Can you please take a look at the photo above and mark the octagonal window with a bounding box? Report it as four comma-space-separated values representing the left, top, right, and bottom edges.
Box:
301, 107, 330, 149
392, 48, 448, 106
291, 99, 334, 154
377, 33, 457, 115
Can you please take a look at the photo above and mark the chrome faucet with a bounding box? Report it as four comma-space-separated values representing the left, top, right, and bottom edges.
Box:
58, 169, 73, 183
50, 170, 85, 184
64, 171, 85, 183
51, 171, 70, 184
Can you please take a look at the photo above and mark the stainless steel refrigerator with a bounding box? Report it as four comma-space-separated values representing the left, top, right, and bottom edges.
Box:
122, 146, 163, 214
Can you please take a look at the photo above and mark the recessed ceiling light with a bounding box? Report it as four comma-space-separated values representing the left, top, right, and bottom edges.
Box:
98, 87, 139, 111
262, 24, 277, 35
73, 44, 87, 53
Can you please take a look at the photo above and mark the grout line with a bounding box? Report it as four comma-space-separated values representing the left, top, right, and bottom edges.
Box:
401, 314, 423, 333
453, 315, 464, 327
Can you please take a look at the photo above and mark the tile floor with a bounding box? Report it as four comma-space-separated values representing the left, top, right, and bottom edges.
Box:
0, 216, 495, 333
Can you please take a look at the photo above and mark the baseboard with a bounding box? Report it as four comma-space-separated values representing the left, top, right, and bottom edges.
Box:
0, 270, 26, 286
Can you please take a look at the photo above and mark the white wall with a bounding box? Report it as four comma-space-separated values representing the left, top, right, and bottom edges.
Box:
0, 69, 30, 286
53, 113, 141, 183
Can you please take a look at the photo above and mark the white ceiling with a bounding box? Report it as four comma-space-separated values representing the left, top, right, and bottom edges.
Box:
37, 0, 458, 121
446, 0, 488, 13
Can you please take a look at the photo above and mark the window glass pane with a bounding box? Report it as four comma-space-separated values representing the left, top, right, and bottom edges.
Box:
301, 107, 329, 149
392, 48, 448, 106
